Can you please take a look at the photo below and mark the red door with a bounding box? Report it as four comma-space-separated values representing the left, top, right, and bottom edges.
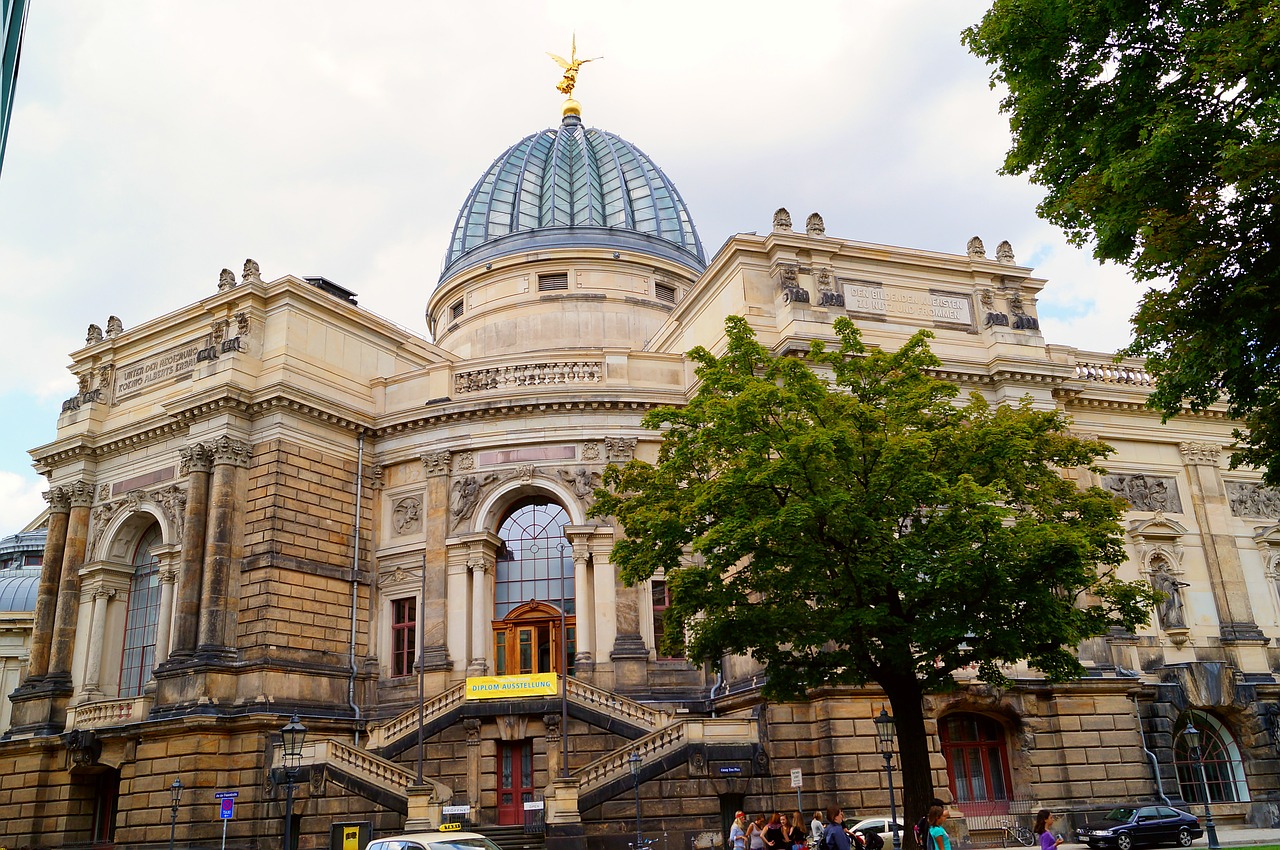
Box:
498, 740, 535, 825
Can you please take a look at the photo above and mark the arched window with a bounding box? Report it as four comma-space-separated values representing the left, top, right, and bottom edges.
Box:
119, 524, 161, 698
493, 500, 575, 676
940, 713, 1013, 811
1175, 711, 1250, 804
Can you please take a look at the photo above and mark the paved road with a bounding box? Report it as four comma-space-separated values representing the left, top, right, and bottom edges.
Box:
1063, 826, 1280, 849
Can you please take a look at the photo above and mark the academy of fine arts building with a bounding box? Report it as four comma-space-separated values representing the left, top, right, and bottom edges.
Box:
4, 68, 1280, 850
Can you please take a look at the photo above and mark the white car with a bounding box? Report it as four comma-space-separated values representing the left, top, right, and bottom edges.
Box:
847, 817, 906, 846
367, 830, 505, 850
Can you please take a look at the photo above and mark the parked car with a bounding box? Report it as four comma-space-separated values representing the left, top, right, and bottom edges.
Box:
367, 829, 505, 850
1076, 806, 1203, 850
847, 817, 906, 846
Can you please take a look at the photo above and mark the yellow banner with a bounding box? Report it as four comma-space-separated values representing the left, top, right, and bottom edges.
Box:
465, 673, 559, 700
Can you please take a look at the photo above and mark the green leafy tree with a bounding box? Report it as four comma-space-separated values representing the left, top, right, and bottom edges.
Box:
963, 0, 1280, 480
593, 316, 1153, 840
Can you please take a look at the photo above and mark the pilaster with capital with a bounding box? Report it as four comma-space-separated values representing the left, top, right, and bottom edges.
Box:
1179, 441, 1266, 643
152, 547, 181, 668
48, 480, 96, 682
564, 526, 598, 676
170, 442, 213, 659
25, 488, 71, 682
464, 717, 483, 809
452, 531, 502, 677
196, 436, 252, 661
418, 451, 455, 672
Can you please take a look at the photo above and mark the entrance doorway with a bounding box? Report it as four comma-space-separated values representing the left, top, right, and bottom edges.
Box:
498, 740, 535, 825
493, 601, 575, 677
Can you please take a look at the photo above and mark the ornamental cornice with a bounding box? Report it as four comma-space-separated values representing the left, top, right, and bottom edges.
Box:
373, 398, 664, 439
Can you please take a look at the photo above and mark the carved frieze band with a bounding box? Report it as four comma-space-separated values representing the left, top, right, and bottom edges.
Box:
1104, 473, 1183, 514
1227, 482, 1280, 519
454, 361, 603, 395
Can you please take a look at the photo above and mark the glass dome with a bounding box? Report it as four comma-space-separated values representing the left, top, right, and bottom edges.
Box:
441, 115, 705, 281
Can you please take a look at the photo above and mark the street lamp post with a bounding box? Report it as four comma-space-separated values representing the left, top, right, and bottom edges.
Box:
281, 713, 308, 850
168, 778, 183, 850
630, 750, 644, 850
873, 708, 902, 850
1181, 721, 1219, 850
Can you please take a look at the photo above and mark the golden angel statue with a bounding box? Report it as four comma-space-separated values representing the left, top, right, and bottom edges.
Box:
548, 35, 601, 98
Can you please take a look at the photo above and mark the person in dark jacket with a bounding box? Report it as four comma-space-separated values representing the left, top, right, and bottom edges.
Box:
823, 807, 852, 850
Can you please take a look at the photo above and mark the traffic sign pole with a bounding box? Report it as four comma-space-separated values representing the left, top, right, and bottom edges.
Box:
790, 768, 803, 819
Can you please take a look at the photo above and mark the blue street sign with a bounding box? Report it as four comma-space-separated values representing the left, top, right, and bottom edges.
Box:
220, 797, 235, 819
214, 791, 239, 799
719, 766, 742, 774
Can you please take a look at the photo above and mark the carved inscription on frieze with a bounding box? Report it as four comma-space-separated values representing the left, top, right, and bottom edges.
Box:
839, 279, 974, 328
113, 342, 204, 399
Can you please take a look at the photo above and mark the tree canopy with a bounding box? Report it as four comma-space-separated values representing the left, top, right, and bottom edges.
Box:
963, 0, 1280, 480
593, 316, 1153, 834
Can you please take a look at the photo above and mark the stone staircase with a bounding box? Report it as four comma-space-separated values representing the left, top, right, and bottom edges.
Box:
472, 824, 548, 850
290, 738, 452, 815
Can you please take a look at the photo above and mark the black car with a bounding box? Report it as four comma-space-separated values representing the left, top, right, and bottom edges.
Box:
1076, 806, 1204, 850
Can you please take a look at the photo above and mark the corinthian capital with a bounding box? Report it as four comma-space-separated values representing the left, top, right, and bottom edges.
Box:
65, 480, 96, 508
44, 487, 72, 514
208, 435, 253, 468
179, 442, 215, 475
1179, 442, 1222, 466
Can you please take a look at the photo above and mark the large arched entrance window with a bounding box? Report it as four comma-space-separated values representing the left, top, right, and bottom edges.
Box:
940, 713, 1013, 813
119, 523, 162, 698
1175, 710, 1250, 804
492, 499, 575, 676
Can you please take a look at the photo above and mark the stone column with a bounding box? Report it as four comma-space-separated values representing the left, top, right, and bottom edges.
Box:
24, 487, 71, 682
564, 527, 595, 675
48, 481, 95, 682
170, 442, 213, 659
196, 436, 252, 661
464, 718, 483, 810
419, 451, 453, 672
79, 587, 115, 700
1180, 442, 1266, 641
469, 554, 492, 677
153, 554, 180, 667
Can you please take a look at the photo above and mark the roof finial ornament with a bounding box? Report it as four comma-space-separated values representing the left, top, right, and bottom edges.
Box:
548, 33, 601, 120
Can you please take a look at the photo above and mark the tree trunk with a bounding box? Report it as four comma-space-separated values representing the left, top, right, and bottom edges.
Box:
879, 673, 934, 850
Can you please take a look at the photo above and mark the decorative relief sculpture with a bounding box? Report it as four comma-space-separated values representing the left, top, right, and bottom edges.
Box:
86, 324, 103, 345
815, 267, 844, 307
210, 319, 228, 347
1104, 473, 1183, 513
582, 441, 601, 462
1179, 442, 1222, 466
452, 474, 497, 522
105, 316, 123, 339
369, 463, 384, 491
152, 484, 187, 533
243, 258, 262, 283
88, 483, 186, 558
517, 464, 535, 484
392, 496, 422, 534
559, 467, 602, 502
234, 311, 251, 337
421, 450, 452, 476
1227, 482, 1280, 519
979, 288, 1009, 328
604, 437, 637, 463
995, 240, 1015, 264
772, 208, 792, 232
1008, 292, 1040, 331
454, 361, 603, 394
455, 451, 475, 471
967, 236, 986, 259
218, 268, 237, 291
778, 263, 809, 303
97, 484, 111, 503
806, 212, 825, 237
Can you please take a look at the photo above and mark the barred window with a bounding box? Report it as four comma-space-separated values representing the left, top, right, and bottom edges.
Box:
538, 273, 569, 291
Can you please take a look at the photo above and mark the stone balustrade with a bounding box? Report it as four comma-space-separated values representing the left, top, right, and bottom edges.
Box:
1075, 361, 1155, 387
574, 722, 687, 791
366, 683, 466, 750
66, 696, 150, 731
566, 678, 672, 731
454, 361, 604, 395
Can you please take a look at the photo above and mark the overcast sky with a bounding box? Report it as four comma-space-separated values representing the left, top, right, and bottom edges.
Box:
0, 1, 1147, 536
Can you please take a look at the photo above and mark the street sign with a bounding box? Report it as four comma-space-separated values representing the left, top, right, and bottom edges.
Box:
219, 797, 235, 819
790, 768, 803, 788
214, 791, 239, 799
718, 766, 742, 775
442, 805, 471, 815
523, 800, 545, 811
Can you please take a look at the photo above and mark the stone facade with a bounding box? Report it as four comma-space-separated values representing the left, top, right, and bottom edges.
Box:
5, 111, 1280, 850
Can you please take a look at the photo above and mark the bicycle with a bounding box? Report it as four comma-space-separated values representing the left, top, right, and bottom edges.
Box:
1000, 822, 1036, 847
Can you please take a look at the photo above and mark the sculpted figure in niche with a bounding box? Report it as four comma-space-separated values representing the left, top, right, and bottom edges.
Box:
967, 236, 986, 259
86, 324, 103, 345
773, 208, 792, 232
218, 268, 237, 291
806, 212, 825, 237
1150, 565, 1188, 630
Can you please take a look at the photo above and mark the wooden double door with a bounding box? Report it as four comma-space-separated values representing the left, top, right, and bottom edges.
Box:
492, 601, 574, 677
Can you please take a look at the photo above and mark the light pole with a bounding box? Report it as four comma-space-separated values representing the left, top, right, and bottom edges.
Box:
630, 750, 644, 849
1181, 721, 1219, 850
874, 708, 902, 850
281, 713, 307, 850
168, 778, 183, 850
559, 541, 570, 778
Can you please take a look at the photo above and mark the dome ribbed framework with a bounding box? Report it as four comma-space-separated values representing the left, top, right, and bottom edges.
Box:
441, 116, 705, 280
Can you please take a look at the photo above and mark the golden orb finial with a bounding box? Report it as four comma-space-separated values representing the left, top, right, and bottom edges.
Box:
547, 33, 601, 118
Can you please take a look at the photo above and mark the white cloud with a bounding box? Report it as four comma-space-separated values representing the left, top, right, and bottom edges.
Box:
0, 471, 46, 535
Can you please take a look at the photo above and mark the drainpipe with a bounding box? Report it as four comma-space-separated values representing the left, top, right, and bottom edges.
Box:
1133, 693, 1171, 804
709, 668, 725, 718
349, 431, 365, 746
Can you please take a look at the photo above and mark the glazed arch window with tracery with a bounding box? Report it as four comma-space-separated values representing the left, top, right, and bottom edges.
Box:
119, 523, 162, 698
492, 500, 575, 676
